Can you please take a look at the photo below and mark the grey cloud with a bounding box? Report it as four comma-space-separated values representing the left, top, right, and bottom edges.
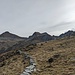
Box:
41, 21, 75, 35
0, 0, 75, 37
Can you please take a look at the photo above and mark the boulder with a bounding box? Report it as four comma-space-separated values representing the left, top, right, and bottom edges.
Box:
48, 58, 54, 63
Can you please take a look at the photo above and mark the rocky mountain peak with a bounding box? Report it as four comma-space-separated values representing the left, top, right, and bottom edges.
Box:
32, 32, 41, 36
0, 31, 24, 39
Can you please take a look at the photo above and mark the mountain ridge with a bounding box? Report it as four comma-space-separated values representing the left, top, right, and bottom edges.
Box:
0, 30, 75, 40
0, 30, 75, 54
0, 31, 27, 39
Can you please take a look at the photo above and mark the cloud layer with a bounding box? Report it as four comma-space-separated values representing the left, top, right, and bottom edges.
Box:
0, 0, 75, 37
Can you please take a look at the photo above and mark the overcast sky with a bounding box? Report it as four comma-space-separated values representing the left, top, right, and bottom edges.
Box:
0, 0, 75, 37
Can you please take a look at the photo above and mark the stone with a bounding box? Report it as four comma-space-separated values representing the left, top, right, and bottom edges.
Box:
25, 69, 32, 73
33, 68, 37, 72
21, 72, 30, 75
30, 58, 35, 64
48, 58, 54, 63
26, 65, 35, 70
32, 63, 36, 66
19, 50, 36, 75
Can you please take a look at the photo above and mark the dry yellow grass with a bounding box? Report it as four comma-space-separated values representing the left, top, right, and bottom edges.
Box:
27, 37, 75, 75
0, 54, 29, 75
0, 37, 75, 75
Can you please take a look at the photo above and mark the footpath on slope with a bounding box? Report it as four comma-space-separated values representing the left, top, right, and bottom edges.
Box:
18, 50, 37, 75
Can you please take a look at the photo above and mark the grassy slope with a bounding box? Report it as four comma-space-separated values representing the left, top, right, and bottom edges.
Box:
0, 54, 29, 75
28, 37, 75, 75
0, 37, 75, 75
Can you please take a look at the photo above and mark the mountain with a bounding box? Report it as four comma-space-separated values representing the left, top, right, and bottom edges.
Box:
1, 30, 75, 54
0, 31, 27, 39
29, 32, 55, 41
0, 32, 55, 54
29, 30, 75, 41
0, 30, 75, 75
0, 33, 75, 75
59, 30, 75, 38
0, 31, 27, 54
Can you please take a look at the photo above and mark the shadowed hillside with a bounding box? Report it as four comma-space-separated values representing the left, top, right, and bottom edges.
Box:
0, 31, 27, 54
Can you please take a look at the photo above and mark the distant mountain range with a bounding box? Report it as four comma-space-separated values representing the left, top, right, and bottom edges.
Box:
29, 32, 56, 41
0, 30, 75, 40
29, 30, 75, 41
1, 30, 75, 75
0, 30, 75, 54
59, 30, 75, 38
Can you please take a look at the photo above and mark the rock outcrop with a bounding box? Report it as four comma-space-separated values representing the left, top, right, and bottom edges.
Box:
18, 50, 36, 75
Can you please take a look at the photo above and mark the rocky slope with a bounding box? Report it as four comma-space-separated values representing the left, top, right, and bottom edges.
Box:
1, 30, 75, 54
0, 30, 75, 75
29, 32, 56, 41
0, 31, 27, 54
0, 36, 75, 75
59, 30, 75, 38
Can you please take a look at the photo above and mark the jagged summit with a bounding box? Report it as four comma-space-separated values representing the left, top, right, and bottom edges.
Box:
32, 32, 41, 36
42, 32, 51, 36
4, 31, 10, 33
0, 31, 25, 39
29, 32, 54, 41
59, 30, 75, 38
